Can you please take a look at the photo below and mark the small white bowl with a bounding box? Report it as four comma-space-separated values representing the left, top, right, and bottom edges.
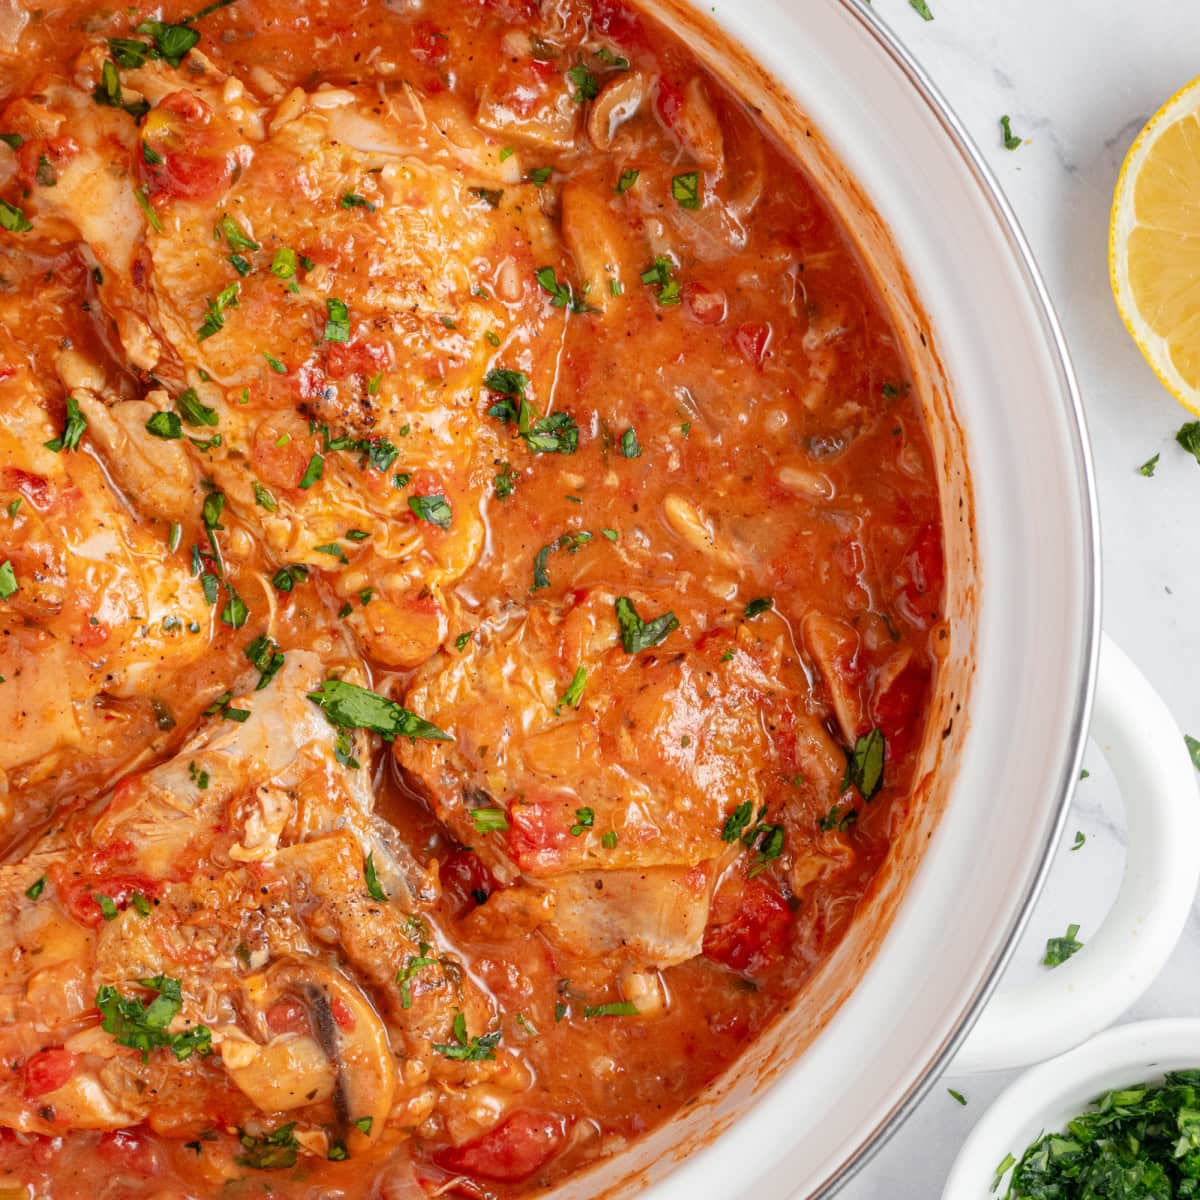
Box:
942, 1019, 1200, 1198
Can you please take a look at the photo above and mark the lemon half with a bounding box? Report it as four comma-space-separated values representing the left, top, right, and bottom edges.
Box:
1110, 75, 1200, 415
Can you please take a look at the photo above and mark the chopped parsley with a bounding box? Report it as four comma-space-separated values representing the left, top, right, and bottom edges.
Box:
297, 452, 324, 489
744, 597, 773, 618
44, 397, 86, 453
532, 530, 592, 589
96, 975, 213, 1062
25, 876, 45, 901
0, 560, 17, 600
1138, 453, 1159, 477
271, 563, 309, 593
948, 1089, 967, 1106
1000, 115, 1023, 151
1187, 734, 1200, 770
616, 167, 640, 193
94, 893, 119, 921
1043, 922, 1084, 967
270, 247, 297, 278
236, 1124, 299, 1171
0, 199, 31, 234
218, 214, 258, 252
567, 63, 599, 102
454, 631, 473, 651
641, 256, 681, 305
1070, 830, 1086, 851
569, 807, 594, 836
145, 411, 182, 439
494, 461, 516, 499
177, 388, 219, 426
433, 1012, 501, 1062
323, 297, 350, 343
535, 265, 594, 314
601, 831, 618, 850
842, 727, 886, 802
614, 596, 678, 653
583, 1001, 638, 1018
1176, 421, 1200, 464
672, 171, 701, 209
819, 803, 858, 833
527, 166, 553, 186
252, 481, 277, 511
396, 947, 436, 1009
468, 807, 509, 834
909, 0, 933, 18
619, 427, 641, 458
363, 851, 388, 902
196, 283, 239, 342
555, 667, 587, 714
244, 634, 284, 690
408, 494, 453, 529
340, 192, 376, 212
307, 678, 451, 743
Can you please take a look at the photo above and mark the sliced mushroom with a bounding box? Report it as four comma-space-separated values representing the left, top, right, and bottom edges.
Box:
586, 70, 647, 148
225, 961, 396, 1155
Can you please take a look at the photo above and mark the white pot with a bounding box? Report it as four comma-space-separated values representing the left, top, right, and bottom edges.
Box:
548, 2, 1200, 1198
943, 1020, 1200, 1198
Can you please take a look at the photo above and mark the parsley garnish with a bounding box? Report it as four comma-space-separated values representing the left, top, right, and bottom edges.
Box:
25, 876, 45, 901
363, 851, 388, 902
619, 427, 641, 458
298, 452, 324, 489
569, 807, 594, 836
842, 727, 886, 801
614, 596, 678, 653
1187, 734, 1200, 770
1000, 115, 1022, 151
1070, 830, 1086, 851
408, 494, 452, 529
96, 976, 213, 1062
433, 1012, 501, 1061
324, 297, 350, 343
307, 679, 451, 743
494, 461, 516, 499
340, 192, 376, 212
0, 560, 17, 600
1043, 923, 1084, 967
0, 199, 31, 233
640, 256, 681, 305
44, 397, 86, 452
271, 563, 308, 592
218, 213, 258, 252
1138, 453, 1159, 477
555, 667, 587, 714
146, 410, 182, 440
744, 596, 773, 618
196, 283, 239, 341
244, 634, 284, 689
615, 167, 640, 193
672, 171, 701, 209
535, 265, 595, 314
468, 807, 509, 833
583, 1001, 638, 1018
567, 63, 599, 102
909, 0, 933, 18
177, 388, 219, 426
236, 1124, 299, 1171
819, 803, 858, 833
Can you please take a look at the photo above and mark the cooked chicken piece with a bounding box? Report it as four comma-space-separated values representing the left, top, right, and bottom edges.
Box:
398, 592, 849, 966
0, 653, 510, 1156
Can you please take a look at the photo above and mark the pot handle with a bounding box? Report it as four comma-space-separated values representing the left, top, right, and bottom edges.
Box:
949, 634, 1200, 1074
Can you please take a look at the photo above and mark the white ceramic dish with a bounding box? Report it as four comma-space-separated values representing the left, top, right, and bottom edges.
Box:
541, 2, 1200, 1198
944, 1019, 1200, 1198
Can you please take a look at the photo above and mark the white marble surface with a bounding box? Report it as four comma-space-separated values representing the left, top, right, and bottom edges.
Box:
838, 1, 1200, 1196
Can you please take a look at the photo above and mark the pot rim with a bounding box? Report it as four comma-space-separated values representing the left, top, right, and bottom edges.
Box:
810, 2, 1102, 1194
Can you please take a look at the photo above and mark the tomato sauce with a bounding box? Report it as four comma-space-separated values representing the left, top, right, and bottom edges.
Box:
0, 0, 944, 1195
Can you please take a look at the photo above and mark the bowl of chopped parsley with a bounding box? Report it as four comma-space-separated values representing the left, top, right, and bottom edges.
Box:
943, 1019, 1200, 1198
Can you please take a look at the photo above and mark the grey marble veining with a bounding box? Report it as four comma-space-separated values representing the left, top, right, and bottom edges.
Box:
835, 1, 1200, 1196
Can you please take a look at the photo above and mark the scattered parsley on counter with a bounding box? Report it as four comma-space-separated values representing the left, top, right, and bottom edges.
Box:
1042, 922, 1084, 967
1176, 421, 1200, 464
947, 1089, 967, 1106
1186, 734, 1200, 770
1138, 452, 1160, 477
909, 0, 933, 19
1070, 830, 1086, 851
1000, 115, 1023, 150
307, 678, 452, 743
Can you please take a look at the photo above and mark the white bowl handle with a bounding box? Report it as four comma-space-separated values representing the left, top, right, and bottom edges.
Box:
949, 634, 1200, 1074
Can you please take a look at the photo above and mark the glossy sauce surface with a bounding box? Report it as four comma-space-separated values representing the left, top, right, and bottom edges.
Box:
0, 0, 944, 1195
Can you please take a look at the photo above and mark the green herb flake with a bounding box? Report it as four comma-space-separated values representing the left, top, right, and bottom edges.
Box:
354, 1117, 373, 1136
218, 213, 259, 252
555, 667, 587, 715
1000, 115, 1023, 151
567, 63, 599, 102
583, 1001, 638, 1018
25, 876, 45, 901
947, 1089, 967, 1106
1043, 922, 1084, 967
408, 494, 452, 530
96, 975, 213, 1063
1176, 421, 1200, 464
297, 452, 324, 489
323, 297, 350, 343
145, 410, 182, 440
363, 851, 388, 903
909, 0, 933, 19
236, 1123, 299, 1171
44, 397, 87, 453
307, 678, 452, 743
616, 167, 640, 193
0, 560, 17, 600
340, 192, 376, 212
671, 171, 701, 210
1070, 830, 1086, 851
177, 388, 219, 426
433, 1012, 501, 1062
619, 427, 641, 458
196, 283, 239, 342
640, 255, 681, 305
614, 596, 678, 654
454, 630, 473, 651
841, 727, 886, 802
1186, 734, 1200, 770
0, 199, 32, 234
1138, 453, 1160, 477
744, 596, 773, 619
601, 830, 618, 850
468, 807, 509, 834
270, 247, 297, 279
